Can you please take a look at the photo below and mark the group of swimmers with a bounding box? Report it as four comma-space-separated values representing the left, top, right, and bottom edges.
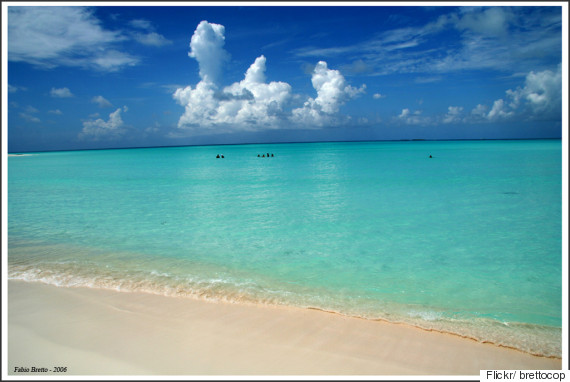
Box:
219, 153, 430, 159
220, 153, 429, 158
217, 153, 275, 158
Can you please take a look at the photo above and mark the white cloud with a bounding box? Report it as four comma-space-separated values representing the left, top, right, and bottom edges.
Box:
174, 21, 365, 134
456, 7, 513, 37
291, 61, 365, 126
91, 50, 138, 72
470, 104, 489, 119
506, 66, 562, 117
174, 55, 292, 132
133, 32, 172, 47
19, 113, 41, 123
79, 106, 127, 140
91, 95, 113, 108
24, 105, 39, 114
8, 6, 138, 71
483, 65, 561, 121
388, 65, 560, 127
129, 19, 153, 30
173, 81, 219, 131
49, 109, 63, 115
373, 93, 385, 99
442, 106, 464, 124
8, 84, 27, 93
221, 55, 292, 128
188, 20, 229, 85
50, 87, 73, 98
396, 108, 427, 125
293, 7, 560, 77
487, 99, 513, 120
19, 106, 40, 123
127, 18, 171, 47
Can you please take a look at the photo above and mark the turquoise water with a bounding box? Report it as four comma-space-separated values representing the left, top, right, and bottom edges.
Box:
8, 140, 562, 357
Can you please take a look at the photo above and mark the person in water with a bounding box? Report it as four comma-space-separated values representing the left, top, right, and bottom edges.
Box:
216, 154, 220, 158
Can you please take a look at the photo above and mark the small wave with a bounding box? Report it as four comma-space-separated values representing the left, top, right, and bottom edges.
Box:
407, 309, 444, 321
149, 270, 170, 277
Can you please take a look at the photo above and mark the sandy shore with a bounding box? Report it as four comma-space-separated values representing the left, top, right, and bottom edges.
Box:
7, 280, 561, 376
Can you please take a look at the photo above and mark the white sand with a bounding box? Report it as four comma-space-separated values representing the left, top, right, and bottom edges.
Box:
7, 280, 561, 376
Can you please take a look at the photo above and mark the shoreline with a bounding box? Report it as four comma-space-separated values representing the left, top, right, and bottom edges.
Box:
8, 264, 562, 359
7, 280, 561, 376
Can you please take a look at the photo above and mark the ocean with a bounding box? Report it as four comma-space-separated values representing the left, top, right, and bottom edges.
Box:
7, 140, 563, 357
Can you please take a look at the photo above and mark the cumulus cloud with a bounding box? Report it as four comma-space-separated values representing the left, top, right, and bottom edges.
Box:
470, 104, 489, 119
487, 99, 514, 120
479, 65, 561, 121
79, 106, 127, 140
373, 93, 385, 99
173, 21, 364, 134
399, 65, 561, 126
506, 66, 562, 117
291, 61, 366, 126
442, 106, 464, 124
8, 6, 139, 71
221, 55, 292, 127
188, 20, 229, 85
308, 61, 365, 114
49, 109, 63, 115
50, 87, 73, 98
92, 95, 113, 108
174, 55, 292, 131
396, 108, 427, 125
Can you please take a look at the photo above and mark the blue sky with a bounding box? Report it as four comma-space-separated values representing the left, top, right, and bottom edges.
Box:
4, 3, 565, 152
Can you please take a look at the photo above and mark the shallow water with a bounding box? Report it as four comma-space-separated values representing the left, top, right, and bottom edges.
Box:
8, 140, 562, 357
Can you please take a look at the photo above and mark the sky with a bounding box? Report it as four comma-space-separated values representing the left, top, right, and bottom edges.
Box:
3, 2, 566, 152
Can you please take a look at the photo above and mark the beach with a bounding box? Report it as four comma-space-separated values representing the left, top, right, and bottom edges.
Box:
7, 280, 561, 376
6, 141, 563, 374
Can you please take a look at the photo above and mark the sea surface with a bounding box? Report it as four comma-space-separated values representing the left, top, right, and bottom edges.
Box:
7, 140, 563, 357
